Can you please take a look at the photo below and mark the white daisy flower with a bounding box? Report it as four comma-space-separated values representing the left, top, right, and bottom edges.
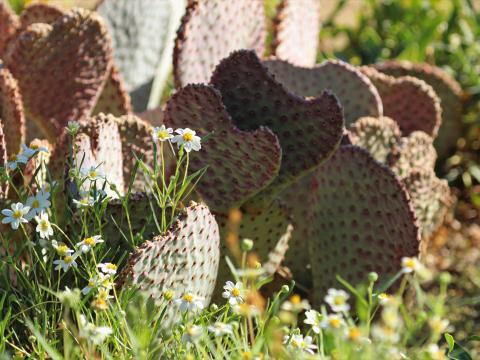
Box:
222, 281, 245, 306
79, 315, 112, 345
52, 241, 74, 256
304, 309, 322, 334
320, 314, 344, 330
171, 128, 201, 152
174, 293, 204, 312
72, 193, 96, 208
208, 322, 233, 337
427, 344, 447, 360
181, 325, 203, 343
35, 212, 53, 239
401, 257, 422, 274
233, 303, 261, 317
53, 254, 78, 272
281, 294, 310, 312
1, 202, 30, 229
378, 293, 393, 305
97, 262, 117, 275
7, 153, 28, 170
21, 143, 48, 158
26, 190, 51, 219
283, 334, 317, 355
80, 166, 105, 182
77, 235, 104, 253
428, 316, 449, 334
371, 324, 400, 343
81, 273, 113, 295
152, 125, 173, 142
344, 326, 366, 343
325, 288, 350, 312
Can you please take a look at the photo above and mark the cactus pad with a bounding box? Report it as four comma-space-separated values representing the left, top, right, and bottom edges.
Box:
174, 0, 266, 87
262, 58, 382, 125
360, 66, 441, 137
164, 83, 282, 212
403, 169, 450, 240
97, 0, 185, 111
373, 61, 463, 158
308, 145, 420, 304
271, 0, 321, 67
348, 116, 401, 163
0, 0, 18, 57
93, 64, 133, 117
120, 201, 220, 307
0, 64, 25, 155
19, 3, 64, 28
211, 51, 344, 198
4, 9, 112, 141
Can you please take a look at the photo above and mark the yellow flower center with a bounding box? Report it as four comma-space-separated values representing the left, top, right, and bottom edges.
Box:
183, 132, 193, 142
89, 170, 98, 178
291, 339, 299, 348
84, 237, 95, 246
57, 245, 69, 255
158, 130, 170, 139
106, 263, 117, 271
31, 145, 39, 150
64, 256, 73, 264
31, 200, 40, 209
329, 318, 341, 328
405, 259, 416, 269
290, 294, 301, 305
241, 351, 252, 359
232, 287, 241, 297
186, 327, 195, 336
9, 154, 17, 161
183, 294, 193, 303
334, 296, 345, 305
98, 290, 109, 300
12, 210, 23, 219
88, 279, 96, 287
40, 220, 49, 231
348, 327, 361, 341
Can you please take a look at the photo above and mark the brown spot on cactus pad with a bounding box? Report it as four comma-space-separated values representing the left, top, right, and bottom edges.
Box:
211, 51, 344, 202
308, 145, 420, 304
0, 0, 19, 57
174, 0, 266, 87
120, 201, 220, 309
373, 61, 463, 158
272, 0, 321, 67
262, 58, 382, 125
164, 84, 282, 212
0, 64, 25, 156
360, 66, 441, 138
3, 9, 112, 141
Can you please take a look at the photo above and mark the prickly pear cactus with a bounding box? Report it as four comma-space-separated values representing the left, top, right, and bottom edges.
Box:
3, 9, 112, 141
120, 202, 220, 308
272, 0, 321, 67
0, 64, 25, 155
97, 0, 185, 111
19, 3, 64, 28
309, 145, 420, 304
164, 83, 282, 212
373, 61, 463, 158
0, 0, 18, 57
211, 51, 344, 206
93, 64, 132, 117
174, 0, 266, 87
263, 59, 382, 125
360, 66, 441, 137
0, 120, 7, 198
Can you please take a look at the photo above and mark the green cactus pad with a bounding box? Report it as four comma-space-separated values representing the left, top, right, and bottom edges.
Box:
389, 131, 437, 179
0, 120, 7, 198
0, 0, 18, 57
262, 58, 382, 125
93, 64, 133, 117
19, 3, 64, 28
360, 66, 441, 137
74, 114, 125, 194
0, 64, 25, 155
348, 116, 401, 163
403, 169, 451, 240
164, 84, 282, 212
271, 0, 321, 67
309, 145, 420, 304
213, 200, 293, 299
97, 0, 185, 111
4, 9, 112, 141
211, 51, 344, 200
373, 61, 463, 158
173, 0, 266, 87
120, 201, 220, 308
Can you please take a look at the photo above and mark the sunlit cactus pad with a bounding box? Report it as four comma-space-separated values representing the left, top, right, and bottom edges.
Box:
120, 202, 220, 307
